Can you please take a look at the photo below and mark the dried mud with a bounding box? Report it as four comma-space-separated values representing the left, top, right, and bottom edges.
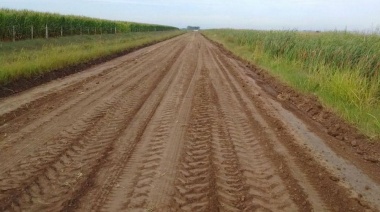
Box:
0, 32, 379, 211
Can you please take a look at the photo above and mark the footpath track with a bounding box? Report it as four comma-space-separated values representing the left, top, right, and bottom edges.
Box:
0, 33, 380, 211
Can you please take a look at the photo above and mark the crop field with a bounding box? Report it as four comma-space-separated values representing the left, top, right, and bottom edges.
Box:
0, 9, 178, 41
203, 29, 380, 137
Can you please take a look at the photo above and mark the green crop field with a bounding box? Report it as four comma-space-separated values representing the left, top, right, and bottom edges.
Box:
0, 9, 178, 41
203, 29, 380, 138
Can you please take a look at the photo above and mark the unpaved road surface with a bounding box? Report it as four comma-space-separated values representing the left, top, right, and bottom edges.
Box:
1, 33, 380, 211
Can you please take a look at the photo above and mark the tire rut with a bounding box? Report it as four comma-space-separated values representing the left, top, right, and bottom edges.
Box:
0, 35, 187, 177
0, 35, 184, 150
1, 69, 156, 211
204, 39, 327, 210
71, 38, 191, 212
204, 44, 300, 211
0, 37, 188, 211
173, 69, 217, 212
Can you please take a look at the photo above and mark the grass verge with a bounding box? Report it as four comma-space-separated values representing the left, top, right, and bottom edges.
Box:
0, 31, 184, 86
203, 29, 380, 138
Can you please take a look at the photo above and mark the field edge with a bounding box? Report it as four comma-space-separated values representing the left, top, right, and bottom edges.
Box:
201, 32, 380, 141
201, 32, 380, 170
0, 31, 185, 98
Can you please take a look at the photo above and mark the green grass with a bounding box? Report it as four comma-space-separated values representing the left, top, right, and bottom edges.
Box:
0, 31, 184, 85
203, 29, 380, 138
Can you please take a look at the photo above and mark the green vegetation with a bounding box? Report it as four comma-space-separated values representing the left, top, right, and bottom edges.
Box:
0, 8, 178, 41
203, 29, 380, 138
0, 31, 183, 85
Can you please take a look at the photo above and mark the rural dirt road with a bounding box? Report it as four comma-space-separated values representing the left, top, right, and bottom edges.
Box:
1, 32, 380, 211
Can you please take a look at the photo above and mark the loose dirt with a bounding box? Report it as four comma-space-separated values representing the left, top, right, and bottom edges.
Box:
0, 32, 379, 211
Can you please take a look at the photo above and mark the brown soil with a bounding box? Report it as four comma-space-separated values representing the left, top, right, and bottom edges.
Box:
0, 32, 379, 211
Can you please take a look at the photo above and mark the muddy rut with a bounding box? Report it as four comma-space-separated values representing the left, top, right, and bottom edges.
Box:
1, 33, 380, 211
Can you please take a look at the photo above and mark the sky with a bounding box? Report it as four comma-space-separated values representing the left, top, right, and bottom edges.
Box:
1, 0, 380, 31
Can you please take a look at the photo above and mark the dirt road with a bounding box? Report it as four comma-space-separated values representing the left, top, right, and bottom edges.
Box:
1, 33, 380, 211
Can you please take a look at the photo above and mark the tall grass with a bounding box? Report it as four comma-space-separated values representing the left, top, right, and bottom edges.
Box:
0, 31, 184, 85
0, 8, 178, 41
203, 29, 380, 138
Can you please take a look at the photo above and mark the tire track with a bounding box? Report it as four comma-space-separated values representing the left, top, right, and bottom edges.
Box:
122, 100, 175, 209
235, 118, 297, 211
0, 35, 187, 178
212, 47, 328, 210
0, 63, 146, 154
70, 39, 191, 212
0, 37, 184, 160
206, 34, 380, 211
120, 49, 198, 210
0, 35, 185, 150
145, 36, 204, 210
0, 41, 188, 211
209, 89, 255, 211
172, 35, 298, 211
204, 42, 299, 211
175, 41, 255, 211
0, 62, 157, 190
205, 42, 323, 210
0, 69, 154, 211
173, 69, 218, 211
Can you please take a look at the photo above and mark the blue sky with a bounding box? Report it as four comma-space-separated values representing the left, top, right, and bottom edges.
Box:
1, 0, 379, 31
